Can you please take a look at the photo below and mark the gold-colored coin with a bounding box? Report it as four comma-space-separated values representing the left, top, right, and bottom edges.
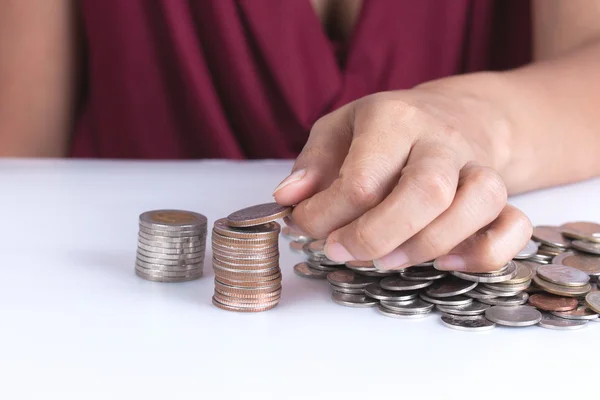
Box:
533, 276, 591, 297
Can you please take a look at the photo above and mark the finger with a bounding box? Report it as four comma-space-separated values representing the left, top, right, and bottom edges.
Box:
289, 99, 415, 239
373, 164, 507, 270
272, 103, 353, 206
326, 138, 467, 262
433, 204, 533, 272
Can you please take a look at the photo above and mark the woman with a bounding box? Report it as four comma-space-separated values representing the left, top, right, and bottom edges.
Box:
1, 0, 599, 272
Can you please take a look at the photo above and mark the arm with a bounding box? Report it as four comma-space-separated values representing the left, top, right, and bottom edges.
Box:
0, 0, 79, 157
420, 0, 600, 194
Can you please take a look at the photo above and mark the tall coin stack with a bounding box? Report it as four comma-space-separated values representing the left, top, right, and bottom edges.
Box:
136, 210, 207, 282
211, 203, 292, 312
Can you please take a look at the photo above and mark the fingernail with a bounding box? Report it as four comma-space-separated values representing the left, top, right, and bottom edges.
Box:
273, 169, 307, 195
373, 249, 409, 270
433, 255, 467, 271
325, 242, 355, 262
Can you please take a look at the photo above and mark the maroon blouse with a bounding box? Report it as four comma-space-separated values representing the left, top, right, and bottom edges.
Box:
73, 0, 531, 159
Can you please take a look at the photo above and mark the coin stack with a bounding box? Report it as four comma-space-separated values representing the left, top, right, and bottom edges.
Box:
135, 210, 207, 282
286, 220, 600, 331
211, 203, 292, 312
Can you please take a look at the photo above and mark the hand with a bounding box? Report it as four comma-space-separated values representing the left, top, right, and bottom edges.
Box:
273, 84, 532, 272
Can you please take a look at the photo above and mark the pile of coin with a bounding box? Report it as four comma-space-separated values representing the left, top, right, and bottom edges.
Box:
286, 221, 600, 331
211, 203, 292, 312
135, 210, 207, 282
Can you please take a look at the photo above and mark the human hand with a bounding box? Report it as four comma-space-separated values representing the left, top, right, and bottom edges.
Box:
273, 85, 532, 272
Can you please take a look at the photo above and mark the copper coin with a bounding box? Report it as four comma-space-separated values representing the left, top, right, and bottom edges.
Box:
570, 240, 600, 255
553, 251, 600, 277
532, 225, 571, 248
212, 257, 279, 270
327, 270, 380, 289
214, 280, 281, 295
532, 275, 592, 297
226, 203, 292, 228
424, 276, 477, 298
561, 221, 600, 243
215, 275, 281, 288
551, 304, 599, 320
536, 264, 590, 287
293, 262, 329, 279
212, 296, 279, 312
212, 232, 278, 246
528, 293, 578, 311
213, 291, 280, 305
213, 218, 280, 239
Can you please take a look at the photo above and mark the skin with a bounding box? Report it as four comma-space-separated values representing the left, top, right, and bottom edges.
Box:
2, 1, 600, 272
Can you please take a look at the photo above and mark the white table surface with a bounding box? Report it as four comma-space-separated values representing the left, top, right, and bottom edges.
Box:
0, 159, 598, 400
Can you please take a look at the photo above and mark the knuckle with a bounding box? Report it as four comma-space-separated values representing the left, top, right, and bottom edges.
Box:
471, 168, 507, 209
339, 173, 381, 209
403, 168, 455, 211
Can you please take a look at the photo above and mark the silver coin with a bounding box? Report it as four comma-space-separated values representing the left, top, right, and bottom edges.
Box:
331, 291, 378, 308
436, 302, 490, 316
136, 258, 202, 270
380, 276, 433, 291
478, 292, 529, 306
329, 284, 365, 294
537, 264, 590, 287
345, 260, 377, 272
532, 225, 571, 248
538, 314, 588, 330
380, 298, 434, 313
551, 305, 599, 320
424, 276, 478, 298
475, 286, 522, 297
139, 230, 205, 243
138, 235, 205, 249
139, 225, 206, 238
464, 290, 497, 300
485, 305, 542, 327
364, 283, 418, 301
135, 268, 203, 282
376, 305, 431, 319
514, 240, 539, 259
482, 281, 531, 293
327, 270, 380, 289
415, 260, 435, 267
306, 260, 344, 272
440, 314, 496, 331
527, 255, 551, 265
400, 266, 447, 281
289, 241, 307, 254
572, 240, 600, 255
138, 253, 204, 266
137, 248, 204, 261
451, 261, 518, 283
293, 262, 328, 279
281, 227, 312, 242
419, 293, 473, 306
561, 222, 600, 242
135, 264, 203, 277
304, 240, 326, 257
138, 242, 205, 255
139, 210, 207, 230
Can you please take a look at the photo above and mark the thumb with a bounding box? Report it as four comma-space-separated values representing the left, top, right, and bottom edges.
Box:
273, 103, 354, 206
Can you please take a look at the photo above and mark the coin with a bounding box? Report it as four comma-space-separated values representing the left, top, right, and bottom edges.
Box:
451, 261, 518, 283
281, 226, 312, 242
528, 293, 578, 312
330, 284, 365, 294
380, 298, 434, 313
306, 261, 344, 272
533, 276, 592, 297
400, 266, 447, 281
345, 260, 377, 272
139, 210, 207, 230
570, 240, 600, 255
327, 270, 380, 289
304, 240, 326, 258
537, 245, 566, 257
380, 276, 434, 291
135, 268, 203, 282
551, 305, 599, 320
527, 254, 551, 264
485, 305, 542, 327
331, 291, 378, 308
532, 225, 571, 248
474, 286, 522, 297
553, 252, 600, 277
514, 240, 539, 259
464, 290, 496, 300
536, 264, 590, 287
364, 283, 418, 301
478, 292, 529, 306
538, 314, 588, 330
440, 314, 496, 331
213, 218, 280, 239
376, 304, 431, 319
585, 291, 600, 313
501, 263, 533, 285
419, 293, 473, 306
289, 241, 307, 254
226, 202, 292, 228
293, 262, 328, 279
436, 302, 490, 316
517, 260, 540, 278
212, 297, 279, 312
355, 270, 397, 277
424, 276, 478, 298
482, 281, 531, 293
561, 221, 600, 243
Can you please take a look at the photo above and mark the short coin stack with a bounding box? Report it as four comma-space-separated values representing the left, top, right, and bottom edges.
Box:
135, 210, 207, 282
211, 203, 292, 312
286, 220, 600, 331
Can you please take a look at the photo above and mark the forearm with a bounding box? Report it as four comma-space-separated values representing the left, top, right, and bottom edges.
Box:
423, 40, 600, 195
